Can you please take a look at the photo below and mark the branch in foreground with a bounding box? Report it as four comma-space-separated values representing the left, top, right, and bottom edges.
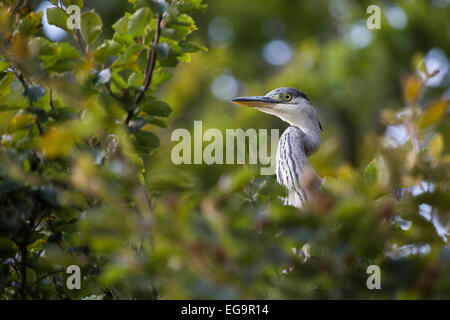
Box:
124, 13, 163, 126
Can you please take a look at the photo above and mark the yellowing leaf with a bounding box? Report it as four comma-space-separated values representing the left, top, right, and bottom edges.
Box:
8, 112, 36, 132
428, 133, 443, 162
71, 153, 102, 196
402, 75, 422, 105
40, 127, 74, 158
419, 100, 448, 130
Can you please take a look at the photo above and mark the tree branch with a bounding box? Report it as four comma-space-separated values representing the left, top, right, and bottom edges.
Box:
74, 29, 87, 56
124, 13, 163, 125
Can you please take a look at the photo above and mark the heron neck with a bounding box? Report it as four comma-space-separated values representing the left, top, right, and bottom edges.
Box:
289, 119, 321, 155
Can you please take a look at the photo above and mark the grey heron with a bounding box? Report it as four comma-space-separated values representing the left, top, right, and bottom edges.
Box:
232, 87, 323, 209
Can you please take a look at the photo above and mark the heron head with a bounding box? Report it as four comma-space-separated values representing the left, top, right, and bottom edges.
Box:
231, 87, 322, 131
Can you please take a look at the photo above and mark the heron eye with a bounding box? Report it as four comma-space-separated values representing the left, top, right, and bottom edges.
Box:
284, 93, 292, 101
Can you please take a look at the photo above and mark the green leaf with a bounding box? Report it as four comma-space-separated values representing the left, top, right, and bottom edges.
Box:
151, 71, 172, 86
0, 61, 9, 73
167, 13, 197, 41
133, 130, 160, 153
157, 43, 182, 67
128, 7, 151, 37
145, 116, 168, 128
80, 10, 102, 45
48, 107, 77, 121
363, 159, 381, 187
62, 0, 84, 9
95, 40, 124, 63
29, 108, 48, 123
257, 176, 286, 197
140, 98, 172, 117
8, 112, 36, 132
100, 264, 131, 286
18, 11, 43, 37
175, 0, 207, 13
46, 7, 71, 33
180, 41, 208, 53
0, 104, 21, 112
29, 37, 80, 73
0, 72, 14, 97
127, 72, 144, 88
112, 14, 130, 34
110, 72, 128, 91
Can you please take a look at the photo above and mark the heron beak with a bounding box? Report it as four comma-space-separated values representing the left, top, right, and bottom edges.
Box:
231, 96, 280, 107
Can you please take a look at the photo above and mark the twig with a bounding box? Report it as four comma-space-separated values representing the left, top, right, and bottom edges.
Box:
49, 87, 55, 110
124, 13, 163, 125
18, 0, 30, 12
74, 29, 87, 56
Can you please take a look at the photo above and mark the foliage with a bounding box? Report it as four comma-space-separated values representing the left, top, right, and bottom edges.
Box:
0, 0, 205, 299
0, 0, 449, 300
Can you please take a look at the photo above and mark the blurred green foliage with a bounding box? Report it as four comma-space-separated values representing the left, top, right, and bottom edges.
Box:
0, 0, 449, 300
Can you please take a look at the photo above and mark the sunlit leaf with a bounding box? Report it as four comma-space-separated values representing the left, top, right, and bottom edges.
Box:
151, 71, 172, 86
8, 112, 36, 132
419, 100, 448, 130
0, 72, 14, 97
428, 133, 443, 162
40, 127, 74, 158
46, 7, 71, 33
145, 116, 168, 128
128, 7, 151, 37
62, 0, 84, 9
80, 10, 103, 45
363, 158, 381, 187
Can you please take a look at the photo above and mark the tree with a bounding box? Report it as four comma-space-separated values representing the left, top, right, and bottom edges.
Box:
0, 0, 206, 299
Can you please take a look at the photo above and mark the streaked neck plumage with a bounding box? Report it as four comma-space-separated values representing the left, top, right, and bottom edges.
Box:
274, 100, 322, 156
